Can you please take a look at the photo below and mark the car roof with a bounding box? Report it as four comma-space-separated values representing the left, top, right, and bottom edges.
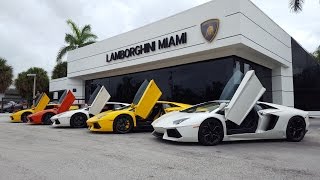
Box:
157, 101, 190, 105
106, 102, 130, 105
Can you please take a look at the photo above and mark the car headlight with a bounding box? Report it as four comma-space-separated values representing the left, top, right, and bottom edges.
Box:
173, 118, 189, 125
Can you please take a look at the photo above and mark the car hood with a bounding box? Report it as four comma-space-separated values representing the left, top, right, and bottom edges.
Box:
51, 108, 87, 119
87, 108, 132, 123
12, 108, 34, 116
152, 111, 209, 128
29, 109, 56, 118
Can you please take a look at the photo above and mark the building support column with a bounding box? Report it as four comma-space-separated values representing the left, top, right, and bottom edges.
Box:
272, 66, 294, 107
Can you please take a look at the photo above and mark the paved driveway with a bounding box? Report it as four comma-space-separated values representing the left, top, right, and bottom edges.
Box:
0, 115, 319, 180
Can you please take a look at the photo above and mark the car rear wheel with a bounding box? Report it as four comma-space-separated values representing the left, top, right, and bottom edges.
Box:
198, 118, 224, 146
286, 116, 306, 142
21, 112, 32, 123
42, 113, 55, 125
113, 115, 133, 134
70, 113, 88, 128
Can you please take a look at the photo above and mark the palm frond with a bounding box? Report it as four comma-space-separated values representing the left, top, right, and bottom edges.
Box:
67, 19, 81, 40
289, 0, 304, 12
81, 24, 92, 35
81, 33, 98, 42
64, 33, 78, 45
0, 57, 7, 66
78, 41, 96, 48
56, 45, 76, 62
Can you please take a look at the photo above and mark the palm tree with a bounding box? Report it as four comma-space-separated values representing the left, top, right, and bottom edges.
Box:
290, 0, 305, 12
0, 57, 13, 93
51, 61, 67, 79
313, 45, 320, 63
56, 19, 98, 62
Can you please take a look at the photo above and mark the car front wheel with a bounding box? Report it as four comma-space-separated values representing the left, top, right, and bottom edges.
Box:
286, 116, 306, 142
198, 118, 224, 146
70, 113, 88, 128
21, 112, 32, 123
113, 115, 133, 134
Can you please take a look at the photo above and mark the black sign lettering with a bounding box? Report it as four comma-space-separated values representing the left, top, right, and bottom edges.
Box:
106, 32, 187, 62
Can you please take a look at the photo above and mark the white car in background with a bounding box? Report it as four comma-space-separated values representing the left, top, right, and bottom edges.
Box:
50, 86, 129, 128
152, 70, 309, 146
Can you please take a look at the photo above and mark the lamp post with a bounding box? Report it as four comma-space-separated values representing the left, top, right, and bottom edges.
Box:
27, 74, 37, 105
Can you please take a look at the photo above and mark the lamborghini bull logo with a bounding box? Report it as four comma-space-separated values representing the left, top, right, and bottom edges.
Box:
201, 19, 219, 42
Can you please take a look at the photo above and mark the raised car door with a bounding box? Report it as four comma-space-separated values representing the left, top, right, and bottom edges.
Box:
34, 93, 50, 112
57, 90, 76, 114
88, 86, 111, 116
224, 70, 266, 125
133, 80, 162, 119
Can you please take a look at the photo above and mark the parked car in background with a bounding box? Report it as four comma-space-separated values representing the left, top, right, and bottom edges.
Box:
0, 101, 16, 113
87, 80, 191, 133
51, 86, 129, 128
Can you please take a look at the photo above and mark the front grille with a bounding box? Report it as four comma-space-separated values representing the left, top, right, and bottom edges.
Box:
152, 131, 164, 138
167, 129, 182, 138
28, 117, 33, 122
93, 123, 101, 129
55, 120, 61, 124
10, 116, 13, 120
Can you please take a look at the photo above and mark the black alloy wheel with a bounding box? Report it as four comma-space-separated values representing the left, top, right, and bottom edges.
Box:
286, 116, 306, 142
198, 119, 224, 146
70, 113, 88, 128
113, 115, 133, 134
21, 112, 32, 123
42, 113, 54, 125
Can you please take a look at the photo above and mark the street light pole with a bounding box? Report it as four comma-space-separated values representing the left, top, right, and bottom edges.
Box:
27, 74, 37, 105
33, 76, 36, 105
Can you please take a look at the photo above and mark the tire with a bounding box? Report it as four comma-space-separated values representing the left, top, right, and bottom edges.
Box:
21, 112, 32, 123
113, 115, 134, 134
198, 118, 224, 146
70, 113, 88, 128
286, 116, 306, 142
42, 113, 55, 125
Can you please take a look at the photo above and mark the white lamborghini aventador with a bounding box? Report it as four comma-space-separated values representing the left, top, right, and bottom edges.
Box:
152, 70, 309, 146
50, 86, 129, 128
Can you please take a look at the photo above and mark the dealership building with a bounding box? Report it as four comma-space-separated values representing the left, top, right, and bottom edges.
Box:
50, 0, 320, 112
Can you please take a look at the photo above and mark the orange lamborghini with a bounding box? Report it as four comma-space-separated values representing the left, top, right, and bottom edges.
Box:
27, 90, 77, 125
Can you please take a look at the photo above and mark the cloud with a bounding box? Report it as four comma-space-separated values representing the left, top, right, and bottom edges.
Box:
0, 0, 319, 81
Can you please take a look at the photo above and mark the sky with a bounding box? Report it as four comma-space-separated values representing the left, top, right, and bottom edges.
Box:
0, 0, 319, 79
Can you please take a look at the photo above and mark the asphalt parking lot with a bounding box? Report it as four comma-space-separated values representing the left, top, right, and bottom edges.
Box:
0, 114, 320, 180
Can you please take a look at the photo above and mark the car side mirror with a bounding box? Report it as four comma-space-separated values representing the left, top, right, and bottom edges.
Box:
218, 103, 227, 111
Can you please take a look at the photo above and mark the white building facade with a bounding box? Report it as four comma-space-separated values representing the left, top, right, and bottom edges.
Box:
50, 0, 320, 111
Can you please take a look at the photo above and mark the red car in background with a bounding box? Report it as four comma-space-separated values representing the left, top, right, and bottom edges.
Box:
27, 91, 76, 125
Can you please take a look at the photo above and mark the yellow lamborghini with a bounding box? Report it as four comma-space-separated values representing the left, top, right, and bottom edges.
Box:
10, 93, 51, 123
87, 80, 191, 133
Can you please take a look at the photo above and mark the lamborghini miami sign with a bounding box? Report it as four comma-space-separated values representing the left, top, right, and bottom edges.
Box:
106, 32, 187, 63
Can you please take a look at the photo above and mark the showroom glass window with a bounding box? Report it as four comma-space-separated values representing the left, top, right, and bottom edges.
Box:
291, 38, 320, 110
85, 56, 272, 105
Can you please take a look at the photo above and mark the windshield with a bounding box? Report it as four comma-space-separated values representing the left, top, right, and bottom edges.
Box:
181, 102, 221, 113
115, 105, 131, 110
219, 70, 244, 100
34, 93, 44, 107
132, 80, 149, 105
